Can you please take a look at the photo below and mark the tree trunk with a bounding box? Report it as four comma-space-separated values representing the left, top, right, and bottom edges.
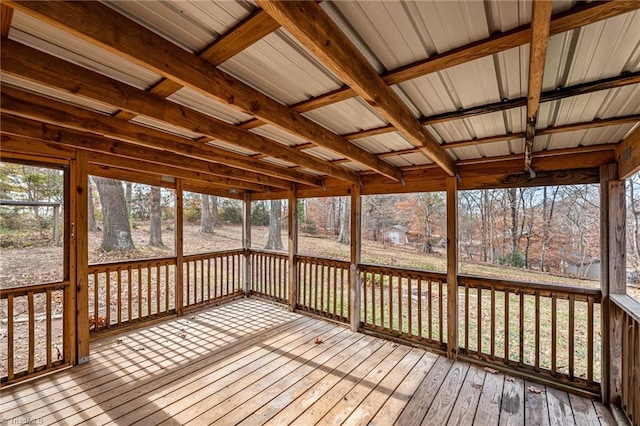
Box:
508, 188, 519, 253
265, 200, 283, 250
88, 181, 99, 232
338, 196, 350, 244
149, 186, 164, 246
211, 196, 221, 227
200, 194, 214, 234
94, 177, 135, 252
125, 182, 132, 214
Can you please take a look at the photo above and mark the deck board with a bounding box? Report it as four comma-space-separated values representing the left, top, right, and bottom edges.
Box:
0, 299, 613, 425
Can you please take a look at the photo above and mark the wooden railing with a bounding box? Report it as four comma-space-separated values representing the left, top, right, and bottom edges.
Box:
1, 282, 69, 384
296, 256, 350, 323
611, 294, 640, 425
87, 257, 176, 334
183, 249, 244, 310
360, 264, 448, 349
458, 275, 601, 395
250, 249, 288, 304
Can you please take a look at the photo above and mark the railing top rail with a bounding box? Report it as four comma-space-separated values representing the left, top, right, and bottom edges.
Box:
249, 249, 289, 258
296, 255, 351, 267
359, 262, 448, 281
458, 274, 602, 297
1, 281, 68, 298
88, 256, 176, 273
611, 294, 640, 323
184, 248, 245, 262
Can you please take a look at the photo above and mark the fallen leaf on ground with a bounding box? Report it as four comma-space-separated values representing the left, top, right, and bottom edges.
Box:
483, 367, 498, 374
505, 376, 515, 382
471, 383, 483, 389
115, 338, 123, 345
527, 385, 543, 394
133, 346, 145, 351
314, 338, 323, 344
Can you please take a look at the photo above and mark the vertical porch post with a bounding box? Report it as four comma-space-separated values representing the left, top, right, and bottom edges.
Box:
74, 150, 89, 364
288, 189, 298, 311
600, 164, 615, 404
242, 193, 252, 295
446, 176, 459, 359
175, 178, 184, 316
349, 184, 362, 332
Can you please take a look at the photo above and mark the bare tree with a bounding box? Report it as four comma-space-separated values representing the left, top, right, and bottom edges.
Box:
338, 196, 350, 244
93, 177, 135, 252
88, 180, 99, 232
200, 194, 214, 234
149, 186, 164, 247
265, 200, 283, 250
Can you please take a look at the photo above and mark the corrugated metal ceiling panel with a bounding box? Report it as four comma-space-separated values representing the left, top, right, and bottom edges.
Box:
340, 162, 370, 172
351, 132, 415, 155
168, 87, 253, 125
302, 146, 344, 162
302, 98, 388, 135
1, 74, 118, 115
385, 152, 433, 167
105, 1, 253, 53
9, 10, 161, 90
220, 29, 343, 106
538, 124, 635, 151
130, 116, 203, 140
543, 10, 640, 91
260, 157, 298, 169
205, 140, 258, 156
450, 138, 523, 161
251, 124, 308, 147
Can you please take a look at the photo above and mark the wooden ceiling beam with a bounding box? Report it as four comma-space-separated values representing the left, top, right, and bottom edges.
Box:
0, 38, 359, 184
524, 0, 553, 176
257, 0, 455, 177
273, 0, 640, 116
1, 4, 13, 36
344, 71, 640, 141
0, 114, 273, 193
0, 85, 321, 188
7, 1, 402, 181
616, 126, 640, 179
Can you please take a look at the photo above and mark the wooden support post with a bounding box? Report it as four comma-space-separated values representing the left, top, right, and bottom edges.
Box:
175, 178, 184, 316
608, 177, 627, 405
349, 184, 362, 332
288, 189, 298, 311
74, 150, 89, 364
243, 193, 251, 295
446, 176, 459, 359
600, 163, 616, 404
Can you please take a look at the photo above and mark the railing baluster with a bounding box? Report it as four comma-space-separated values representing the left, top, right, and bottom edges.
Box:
491, 286, 495, 360
46, 288, 52, 368
117, 268, 122, 324
166, 263, 170, 312
28, 291, 34, 374
147, 266, 151, 316
332, 266, 337, 317
320, 263, 325, 313
7, 293, 14, 380
407, 276, 412, 337
388, 274, 393, 331
128, 267, 133, 322
105, 270, 111, 327
438, 281, 443, 344
137, 266, 142, 320
226, 255, 230, 296
535, 290, 540, 372
519, 290, 524, 367
397, 275, 402, 333
505, 290, 510, 363
478, 288, 482, 356
551, 294, 557, 375
417, 277, 421, 339
568, 294, 575, 380
93, 271, 99, 323
200, 259, 204, 303
363, 271, 368, 325
427, 279, 433, 341
464, 282, 469, 352
156, 263, 161, 314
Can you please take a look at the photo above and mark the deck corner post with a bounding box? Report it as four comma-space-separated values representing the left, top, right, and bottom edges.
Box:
242, 192, 252, 296
73, 150, 89, 364
288, 189, 298, 312
349, 184, 362, 332
446, 176, 459, 359
175, 178, 184, 316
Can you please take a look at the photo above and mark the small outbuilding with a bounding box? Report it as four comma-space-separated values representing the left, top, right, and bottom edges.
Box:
382, 225, 408, 245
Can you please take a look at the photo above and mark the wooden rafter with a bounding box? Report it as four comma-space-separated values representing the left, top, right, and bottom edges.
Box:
239, 1, 640, 130
257, 0, 455, 177
0, 37, 359, 184
343, 71, 640, 141
1, 4, 13, 36
0, 85, 322, 188
0, 114, 274, 193
615, 126, 640, 179
6, 1, 403, 181
525, 0, 553, 176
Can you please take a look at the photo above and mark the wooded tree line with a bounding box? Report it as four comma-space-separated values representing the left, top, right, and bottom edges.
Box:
2, 162, 639, 278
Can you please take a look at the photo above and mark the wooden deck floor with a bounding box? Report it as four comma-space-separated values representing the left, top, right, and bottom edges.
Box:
2, 299, 617, 425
